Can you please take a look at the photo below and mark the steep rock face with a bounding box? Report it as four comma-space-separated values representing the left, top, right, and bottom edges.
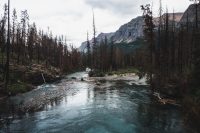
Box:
154, 13, 184, 27
79, 32, 114, 52
179, 4, 200, 26
79, 11, 188, 51
79, 16, 144, 51
112, 16, 144, 43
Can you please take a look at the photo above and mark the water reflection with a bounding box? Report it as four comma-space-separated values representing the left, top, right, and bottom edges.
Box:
0, 73, 187, 133
136, 102, 183, 133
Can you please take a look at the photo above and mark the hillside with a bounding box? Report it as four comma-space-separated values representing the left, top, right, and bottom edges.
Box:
79, 12, 184, 52
179, 4, 200, 26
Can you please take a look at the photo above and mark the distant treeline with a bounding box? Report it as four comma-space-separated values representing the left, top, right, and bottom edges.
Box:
82, 36, 138, 72
82, 17, 140, 73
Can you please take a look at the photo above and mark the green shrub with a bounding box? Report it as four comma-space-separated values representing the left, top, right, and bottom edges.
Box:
107, 72, 113, 76
89, 70, 105, 77
7, 82, 32, 95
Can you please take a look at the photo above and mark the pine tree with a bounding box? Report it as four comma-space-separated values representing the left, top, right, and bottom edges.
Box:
92, 10, 97, 69
5, 0, 10, 90
86, 32, 91, 68
20, 10, 29, 64
11, 8, 17, 57
141, 4, 155, 90
0, 4, 8, 66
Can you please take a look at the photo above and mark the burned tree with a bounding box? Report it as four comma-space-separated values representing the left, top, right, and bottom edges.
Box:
141, 4, 155, 90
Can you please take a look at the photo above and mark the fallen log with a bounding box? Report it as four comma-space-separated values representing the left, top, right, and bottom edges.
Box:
153, 92, 181, 107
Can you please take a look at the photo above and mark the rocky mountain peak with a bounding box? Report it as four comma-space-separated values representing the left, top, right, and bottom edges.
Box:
79, 4, 200, 51
179, 4, 200, 25
112, 16, 144, 44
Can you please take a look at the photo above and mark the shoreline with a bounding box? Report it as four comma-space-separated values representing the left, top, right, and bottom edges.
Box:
0, 72, 147, 112
0, 63, 64, 97
87, 73, 147, 86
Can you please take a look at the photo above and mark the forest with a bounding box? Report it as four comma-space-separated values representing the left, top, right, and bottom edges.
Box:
82, 0, 200, 130
0, 2, 83, 94
140, 1, 200, 130
0, 0, 200, 132
0, 0, 137, 94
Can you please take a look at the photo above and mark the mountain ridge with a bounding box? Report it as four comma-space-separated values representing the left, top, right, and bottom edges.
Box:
79, 4, 198, 52
79, 16, 145, 52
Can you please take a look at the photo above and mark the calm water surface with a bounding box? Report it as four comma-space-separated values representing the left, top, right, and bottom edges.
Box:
0, 72, 186, 133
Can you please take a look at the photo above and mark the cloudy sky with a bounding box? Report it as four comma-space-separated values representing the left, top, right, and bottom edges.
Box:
1, 0, 191, 47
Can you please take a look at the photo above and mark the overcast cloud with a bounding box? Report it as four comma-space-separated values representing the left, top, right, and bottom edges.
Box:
0, 0, 191, 47
85, 0, 151, 16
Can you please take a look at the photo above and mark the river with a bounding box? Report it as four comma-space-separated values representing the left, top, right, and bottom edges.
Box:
0, 72, 187, 133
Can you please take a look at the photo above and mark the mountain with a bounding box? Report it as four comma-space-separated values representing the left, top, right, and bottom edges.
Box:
179, 4, 200, 26
79, 32, 114, 52
153, 13, 184, 27
79, 12, 186, 52
79, 16, 144, 52
112, 16, 144, 43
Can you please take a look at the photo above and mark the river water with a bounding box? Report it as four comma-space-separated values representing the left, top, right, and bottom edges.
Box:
0, 72, 187, 133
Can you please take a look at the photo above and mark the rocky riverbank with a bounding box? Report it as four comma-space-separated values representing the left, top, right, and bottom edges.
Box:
0, 63, 62, 96
84, 73, 147, 87
1, 72, 147, 113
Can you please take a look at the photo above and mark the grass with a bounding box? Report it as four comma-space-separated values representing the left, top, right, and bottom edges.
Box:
7, 82, 33, 95
107, 67, 139, 76
89, 70, 105, 77
88, 67, 139, 77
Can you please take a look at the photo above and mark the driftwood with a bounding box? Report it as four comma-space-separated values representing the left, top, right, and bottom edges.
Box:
0, 82, 4, 88
41, 73, 46, 84
0, 96, 7, 100
153, 92, 181, 107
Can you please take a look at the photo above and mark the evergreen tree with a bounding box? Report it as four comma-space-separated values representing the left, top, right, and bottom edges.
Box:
5, 0, 10, 90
